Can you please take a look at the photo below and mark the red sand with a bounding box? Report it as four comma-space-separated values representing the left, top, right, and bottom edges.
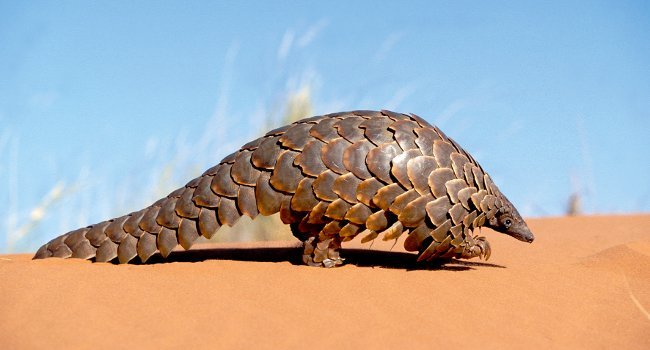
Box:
1, 214, 649, 349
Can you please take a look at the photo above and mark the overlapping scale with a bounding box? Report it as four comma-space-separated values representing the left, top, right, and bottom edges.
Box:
240, 137, 263, 151
137, 232, 158, 262
445, 179, 469, 204
321, 138, 352, 174
457, 187, 478, 211
339, 223, 363, 240
294, 139, 326, 176
463, 162, 475, 189
270, 150, 302, 193
324, 199, 352, 221
360, 230, 379, 243
175, 188, 200, 219
391, 149, 423, 189
426, 196, 452, 226
343, 139, 374, 179
428, 168, 456, 198
406, 156, 438, 195
389, 189, 420, 216
471, 166, 486, 190
237, 186, 259, 218
373, 183, 405, 211
332, 173, 361, 204
365, 210, 390, 231
291, 177, 319, 212
380, 221, 405, 241
191, 176, 220, 208
307, 201, 329, 224
334, 117, 365, 142
366, 142, 402, 184
403, 224, 431, 252
398, 194, 433, 227
96, 239, 118, 262
117, 235, 138, 263
322, 220, 343, 235
309, 118, 340, 142
312, 170, 339, 201
463, 210, 478, 228
85, 221, 111, 247
449, 203, 469, 225
255, 172, 282, 215
71, 240, 96, 260
431, 219, 453, 243
105, 216, 129, 243
123, 210, 146, 235
356, 177, 384, 207
345, 203, 372, 225
51, 243, 72, 258
433, 140, 456, 168
451, 153, 470, 179
217, 197, 240, 227
413, 127, 440, 156
484, 174, 496, 194
63, 228, 88, 249
389, 119, 420, 151
178, 218, 200, 250
359, 117, 393, 145
198, 208, 220, 239
279, 123, 314, 151
251, 136, 281, 169
471, 190, 488, 209
139, 206, 162, 234
157, 227, 178, 258
381, 109, 409, 121
231, 150, 260, 186
264, 124, 291, 136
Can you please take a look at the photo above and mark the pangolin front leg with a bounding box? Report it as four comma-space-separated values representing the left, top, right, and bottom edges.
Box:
34, 110, 534, 267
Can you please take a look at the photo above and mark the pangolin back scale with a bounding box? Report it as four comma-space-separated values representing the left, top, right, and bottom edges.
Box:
34, 110, 534, 267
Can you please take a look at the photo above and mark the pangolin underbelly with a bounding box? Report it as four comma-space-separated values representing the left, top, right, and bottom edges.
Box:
34, 110, 534, 267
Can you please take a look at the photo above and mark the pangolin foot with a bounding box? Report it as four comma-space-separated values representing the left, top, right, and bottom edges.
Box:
462, 236, 491, 260
302, 236, 345, 268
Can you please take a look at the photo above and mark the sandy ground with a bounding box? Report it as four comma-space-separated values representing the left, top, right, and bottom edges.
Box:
1, 214, 648, 349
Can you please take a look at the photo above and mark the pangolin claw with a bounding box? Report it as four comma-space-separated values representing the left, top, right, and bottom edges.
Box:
303, 255, 345, 268
474, 236, 491, 260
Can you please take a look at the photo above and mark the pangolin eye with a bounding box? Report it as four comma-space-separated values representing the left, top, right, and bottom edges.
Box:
504, 219, 512, 227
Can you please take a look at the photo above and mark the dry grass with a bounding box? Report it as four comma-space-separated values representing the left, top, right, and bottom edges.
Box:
1, 26, 329, 254
0, 83, 317, 253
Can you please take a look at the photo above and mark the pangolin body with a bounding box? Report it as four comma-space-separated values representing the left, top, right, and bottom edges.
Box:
34, 110, 534, 267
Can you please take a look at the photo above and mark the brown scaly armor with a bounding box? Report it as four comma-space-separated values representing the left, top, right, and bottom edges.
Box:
34, 110, 534, 267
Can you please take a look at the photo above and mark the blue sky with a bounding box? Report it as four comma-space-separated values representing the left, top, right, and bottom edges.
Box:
1, 1, 649, 252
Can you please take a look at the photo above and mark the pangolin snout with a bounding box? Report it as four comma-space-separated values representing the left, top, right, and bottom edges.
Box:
510, 224, 535, 243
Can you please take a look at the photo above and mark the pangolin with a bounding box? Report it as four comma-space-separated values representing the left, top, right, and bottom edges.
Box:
33, 110, 534, 267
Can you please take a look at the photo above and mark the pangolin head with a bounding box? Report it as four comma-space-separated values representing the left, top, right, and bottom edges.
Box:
487, 192, 534, 243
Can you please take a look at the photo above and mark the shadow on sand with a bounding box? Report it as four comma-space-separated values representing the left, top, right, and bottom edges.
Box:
142, 246, 505, 271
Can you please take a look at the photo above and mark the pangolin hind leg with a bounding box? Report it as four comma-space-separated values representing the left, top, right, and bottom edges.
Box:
290, 223, 344, 268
